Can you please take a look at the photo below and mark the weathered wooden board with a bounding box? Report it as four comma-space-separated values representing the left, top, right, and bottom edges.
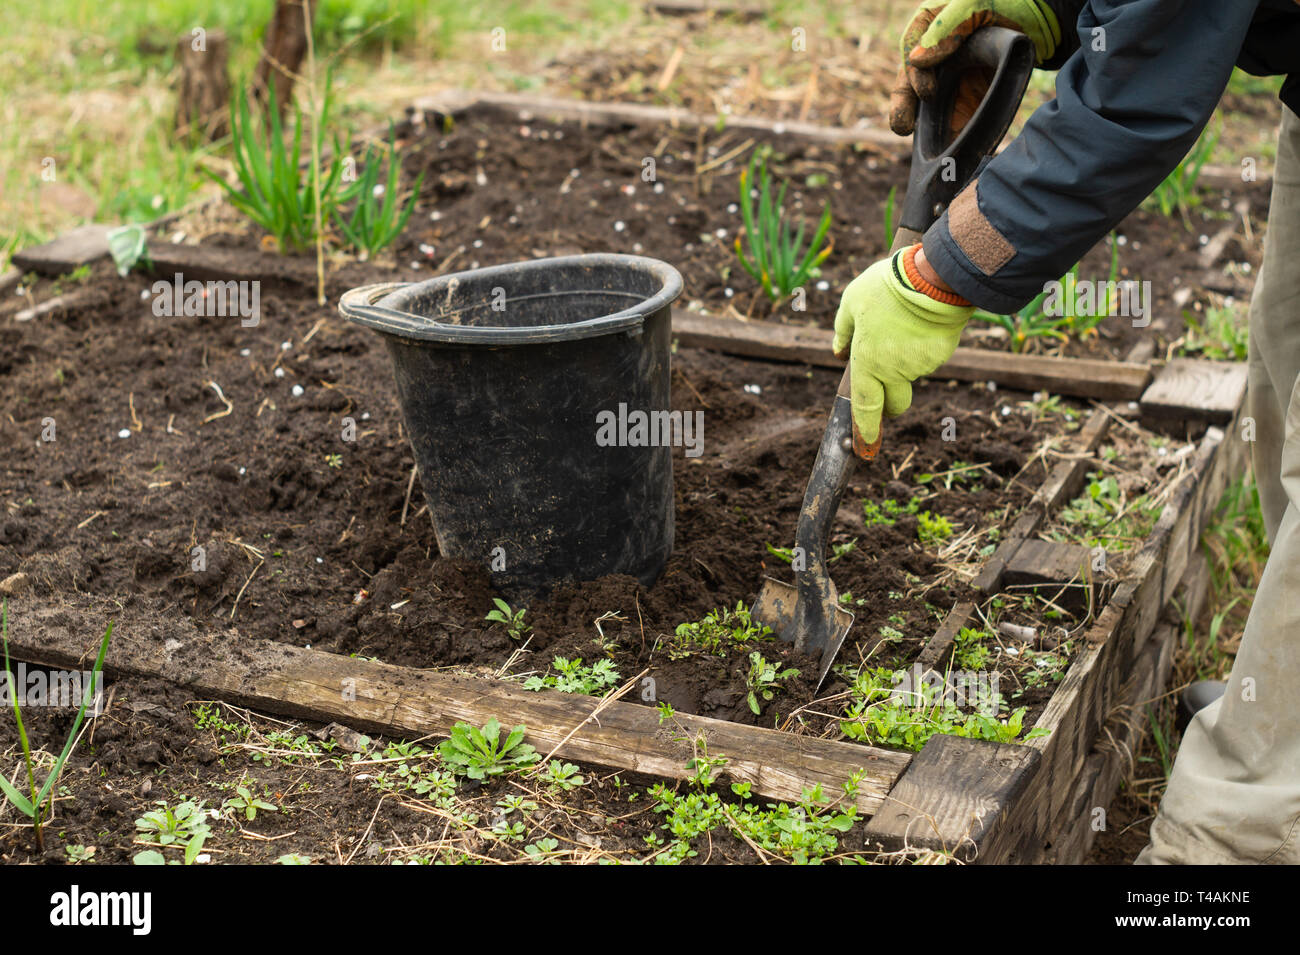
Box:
672, 311, 1153, 400
862, 734, 1041, 862
420, 90, 906, 151
973, 408, 1110, 593
1018, 408, 1242, 848
1003, 539, 1094, 587
1042, 551, 1208, 864
648, 0, 766, 18
1140, 358, 1249, 426
11, 224, 112, 275
144, 241, 322, 286
916, 602, 976, 673
2, 598, 910, 814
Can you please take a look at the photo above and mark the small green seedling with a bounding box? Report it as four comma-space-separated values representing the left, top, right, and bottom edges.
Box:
485, 598, 530, 639
540, 760, 586, 791
745, 652, 800, 715
437, 718, 540, 780
917, 511, 954, 544
522, 656, 619, 696
0, 602, 113, 851
222, 781, 279, 821
334, 123, 426, 260
670, 602, 772, 659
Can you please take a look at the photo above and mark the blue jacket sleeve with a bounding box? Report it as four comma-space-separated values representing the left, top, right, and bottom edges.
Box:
922, 0, 1260, 315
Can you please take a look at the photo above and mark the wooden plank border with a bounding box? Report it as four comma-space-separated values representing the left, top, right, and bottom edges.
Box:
1, 598, 910, 815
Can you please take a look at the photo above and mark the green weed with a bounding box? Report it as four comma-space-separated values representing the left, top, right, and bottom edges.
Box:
734, 147, 833, 303
0, 602, 113, 851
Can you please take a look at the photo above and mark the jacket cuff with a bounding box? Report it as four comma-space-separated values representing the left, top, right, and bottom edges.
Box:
921, 181, 1032, 315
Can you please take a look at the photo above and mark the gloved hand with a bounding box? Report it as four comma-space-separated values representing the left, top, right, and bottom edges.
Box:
833, 245, 974, 448
889, 0, 1063, 135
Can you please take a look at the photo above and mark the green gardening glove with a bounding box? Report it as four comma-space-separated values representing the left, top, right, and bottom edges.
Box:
832, 248, 974, 447
889, 0, 1063, 135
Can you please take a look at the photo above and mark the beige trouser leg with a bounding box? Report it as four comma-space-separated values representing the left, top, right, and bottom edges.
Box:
1137, 105, 1300, 864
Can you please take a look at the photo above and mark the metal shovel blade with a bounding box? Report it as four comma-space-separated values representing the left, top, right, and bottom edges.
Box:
753, 576, 855, 691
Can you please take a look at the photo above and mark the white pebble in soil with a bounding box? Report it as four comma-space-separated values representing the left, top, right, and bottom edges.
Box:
653, 182, 664, 194
240, 348, 251, 356
291, 384, 304, 397
117, 429, 131, 439
274, 367, 286, 378
614, 221, 626, 232
744, 384, 762, 395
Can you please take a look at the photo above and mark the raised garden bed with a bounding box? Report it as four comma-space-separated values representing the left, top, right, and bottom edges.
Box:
0, 96, 1254, 864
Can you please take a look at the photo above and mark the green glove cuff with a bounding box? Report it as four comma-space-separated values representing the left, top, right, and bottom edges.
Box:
888, 250, 975, 328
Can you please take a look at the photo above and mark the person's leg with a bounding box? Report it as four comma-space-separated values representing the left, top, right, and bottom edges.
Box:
1137, 106, 1300, 864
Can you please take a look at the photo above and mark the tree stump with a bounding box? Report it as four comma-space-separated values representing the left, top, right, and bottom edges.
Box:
174, 28, 230, 141
252, 0, 318, 119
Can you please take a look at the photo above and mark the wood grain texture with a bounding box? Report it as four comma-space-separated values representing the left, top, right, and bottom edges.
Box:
419, 90, 907, 151
1, 598, 910, 814
1140, 358, 1249, 425
862, 734, 1041, 862
12, 224, 112, 275
671, 311, 1152, 400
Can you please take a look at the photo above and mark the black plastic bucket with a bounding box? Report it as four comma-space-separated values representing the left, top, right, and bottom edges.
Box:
339, 254, 683, 600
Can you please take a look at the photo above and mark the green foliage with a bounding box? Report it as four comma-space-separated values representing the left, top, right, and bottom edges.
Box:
668, 602, 772, 660
862, 496, 919, 526
840, 667, 1046, 752
766, 539, 855, 564
951, 627, 991, 670
744, 652, 800, 715
916, 511, 953, 545
485, 598, 530, 639
134, 799, 211, 865
206, 78, 355, 253
221, 780, 278, 821
647, 783, 855, 865
370, 740, 457, 807
334, 123, 425, 259
0, 602, 112, 850
1146, 123, 1219, 227
882, 184, 897, 248
1180, 304, 1248, 362
522, 656, 619, 696
1054, 470, 1162, 552
437, 718, 540, 781
972, 233, 1123, 351
540, 760, 586, 792
734, 147, 833, 303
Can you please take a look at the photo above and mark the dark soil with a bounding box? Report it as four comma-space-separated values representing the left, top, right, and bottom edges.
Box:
0, 253, 1069, 731
389, 104, 1265, 360
0, 252, 1085, 865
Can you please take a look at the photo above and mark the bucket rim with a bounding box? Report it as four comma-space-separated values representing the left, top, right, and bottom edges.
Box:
337, 253, 683, 345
